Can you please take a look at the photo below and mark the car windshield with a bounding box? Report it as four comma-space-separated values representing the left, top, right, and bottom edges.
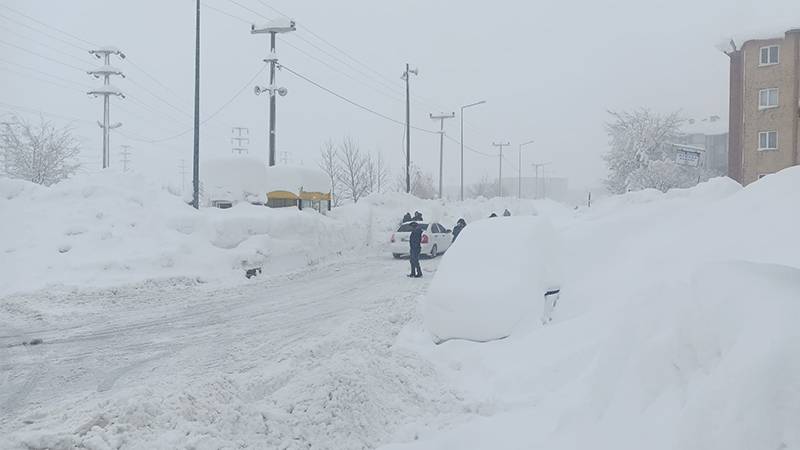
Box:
397, 223, 428, 232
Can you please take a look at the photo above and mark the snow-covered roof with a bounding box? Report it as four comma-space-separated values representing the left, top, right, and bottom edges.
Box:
682, 116, 728, 136
717, 27, 800, 53
264, 164, 330, 194
204, 157, 268, 202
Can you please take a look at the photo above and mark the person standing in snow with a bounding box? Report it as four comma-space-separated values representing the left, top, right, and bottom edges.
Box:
408, 222, 423, 278
489, 212, 498, 218
503, 209, 511, 217
402, 212, 412, 223
451, 218, 466, 243
413, 211, 423, 221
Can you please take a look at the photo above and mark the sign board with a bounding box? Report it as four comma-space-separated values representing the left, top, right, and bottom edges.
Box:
675, 147, 701, 167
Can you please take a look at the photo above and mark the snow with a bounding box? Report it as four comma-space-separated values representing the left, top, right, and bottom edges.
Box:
3, 165, 800, 449
203, 156, 268, 203
424, 216, 561, 343
264, 164, 330, 194
384, 166, 800, 450
0, 171, 359, 297
87, 84, 124, 96
717, 27, 800, 52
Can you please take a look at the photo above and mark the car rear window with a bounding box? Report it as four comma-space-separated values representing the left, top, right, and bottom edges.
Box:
397, 223, 428, 232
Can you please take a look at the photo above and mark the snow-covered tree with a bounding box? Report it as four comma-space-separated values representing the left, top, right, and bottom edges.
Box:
364, 152, 389, 195
0, 115, 81, 185
626, 159, 709, 192
603, 109, 684, 194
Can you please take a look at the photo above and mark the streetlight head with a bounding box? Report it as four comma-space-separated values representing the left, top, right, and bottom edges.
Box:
251, 18, 296, 34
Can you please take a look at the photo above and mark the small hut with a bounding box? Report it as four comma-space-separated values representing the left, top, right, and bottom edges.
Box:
265, 165, 332, 213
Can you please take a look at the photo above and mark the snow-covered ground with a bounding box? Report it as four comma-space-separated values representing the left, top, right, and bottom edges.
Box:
2, 167, 799, 449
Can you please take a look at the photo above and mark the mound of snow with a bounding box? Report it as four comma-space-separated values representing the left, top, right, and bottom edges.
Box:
424, 216, 561, 343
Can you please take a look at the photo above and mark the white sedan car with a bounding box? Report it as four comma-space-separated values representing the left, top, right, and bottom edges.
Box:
390, 222, 453, 259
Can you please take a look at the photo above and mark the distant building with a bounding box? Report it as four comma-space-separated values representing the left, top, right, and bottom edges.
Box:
679, 116, 728, 176
722, 28, 800, 185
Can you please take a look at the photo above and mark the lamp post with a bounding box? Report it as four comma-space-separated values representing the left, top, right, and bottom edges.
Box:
518, 140, 534, 198
459, 100, 486, 201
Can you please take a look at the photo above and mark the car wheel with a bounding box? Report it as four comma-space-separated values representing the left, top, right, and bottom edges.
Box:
392, 253, 403, 259
430, 244, 438, 258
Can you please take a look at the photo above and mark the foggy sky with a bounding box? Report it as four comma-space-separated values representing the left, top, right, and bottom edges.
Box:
1, 0, 797, 193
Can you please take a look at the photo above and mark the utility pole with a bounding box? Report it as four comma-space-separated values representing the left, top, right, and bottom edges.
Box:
429, 112, 455, 199
492, 141, 510, 197
231, 126, 249, 155
252, 18, 295, 166
402, 64, 418, 194
120, 145, 132, 172
531, 162, 551, 199
87, 47, 125, 169
192, 0, 201, 209
518, 140, 534, 198
459, 100, 486, 201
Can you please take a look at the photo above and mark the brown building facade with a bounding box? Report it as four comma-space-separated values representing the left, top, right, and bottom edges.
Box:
726, 29, 800, 185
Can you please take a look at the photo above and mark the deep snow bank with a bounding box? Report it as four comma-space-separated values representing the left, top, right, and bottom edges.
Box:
0, 173, 571, 296
385, 167, 800, 450
0, 173, 361, 296
424, 216, 561, 342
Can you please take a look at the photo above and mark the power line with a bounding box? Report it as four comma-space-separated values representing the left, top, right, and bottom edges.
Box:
124, 63, 268, 143
0, 3, 98, 48
444, 134, 493, 157
0, 100, 93, 124
0, 57, 91, 88
0, 39, 86, 71
279, 63, 438, 135
0, 12, 91, 54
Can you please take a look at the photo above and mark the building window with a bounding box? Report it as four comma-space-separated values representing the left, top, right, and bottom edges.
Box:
759, 45, 779, 66
758, 131, 777, 150
758, 88, 778, 109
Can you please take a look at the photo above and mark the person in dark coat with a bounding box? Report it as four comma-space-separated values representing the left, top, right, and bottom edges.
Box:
402, 212, 412, 223
408, 222, 423, 278
489, 213, 498, 218
503, 209, 511, 217
452, 218, 466, 242
413, 211, 423, 221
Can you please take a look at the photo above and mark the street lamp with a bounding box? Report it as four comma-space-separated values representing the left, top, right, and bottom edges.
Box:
518, 140, 534, 198
459, 100, 486, 201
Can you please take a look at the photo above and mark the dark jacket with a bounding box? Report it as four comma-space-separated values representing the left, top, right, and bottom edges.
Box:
413, 212, 423, 221
402, 213, 412, 223
452, 223, 466, 241
409, 227, 423, 253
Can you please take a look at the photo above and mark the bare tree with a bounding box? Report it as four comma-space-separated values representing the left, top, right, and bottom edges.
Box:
318, 139, 342, 206
394, 164, 436, 199
335, 136, 370, 203
365, 152, 389, 195
468, 175, 494, 198
1, 115, 81, 185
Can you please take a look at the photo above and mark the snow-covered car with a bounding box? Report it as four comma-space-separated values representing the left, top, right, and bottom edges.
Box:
390, 222, 452, 259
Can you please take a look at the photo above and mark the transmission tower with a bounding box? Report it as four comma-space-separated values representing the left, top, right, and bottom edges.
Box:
87, 47, 126, 169
231, 127, 250, 155
120, 145, 132, 172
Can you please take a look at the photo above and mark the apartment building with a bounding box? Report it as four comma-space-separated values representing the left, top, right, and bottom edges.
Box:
724, 28, 800, 185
